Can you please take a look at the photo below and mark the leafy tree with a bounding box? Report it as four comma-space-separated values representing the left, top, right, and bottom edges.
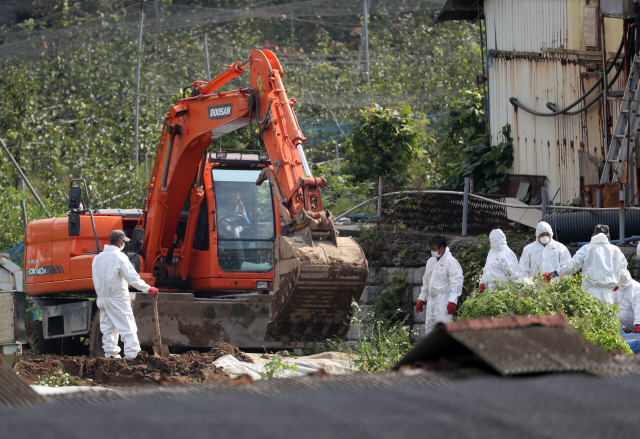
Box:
345, 105, 424, 186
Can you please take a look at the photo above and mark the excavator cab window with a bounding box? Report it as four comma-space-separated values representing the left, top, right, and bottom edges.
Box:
213, 167, 275, 273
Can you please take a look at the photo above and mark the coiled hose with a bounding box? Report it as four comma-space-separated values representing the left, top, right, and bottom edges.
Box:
509, 30, 628, 117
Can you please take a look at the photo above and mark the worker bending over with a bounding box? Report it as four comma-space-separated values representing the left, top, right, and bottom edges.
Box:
92, 230, 158, 359
544, 225, 628, 305
479, 229, 519, 292
416, 235, 464, 333
615, 270, 640, 333
518, 221, 571, 280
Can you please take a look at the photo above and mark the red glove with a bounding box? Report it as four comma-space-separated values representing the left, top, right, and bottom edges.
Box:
148, 287, 159, 298
479, 284, 485, 293
542, 272, 553, 281
416, 300, 425, 313
447, 302, 457, 315
634, 325, 640, 333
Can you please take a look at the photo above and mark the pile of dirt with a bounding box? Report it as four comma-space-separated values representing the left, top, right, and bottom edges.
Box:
16, 342, 254, 387
208, 341, 254, 363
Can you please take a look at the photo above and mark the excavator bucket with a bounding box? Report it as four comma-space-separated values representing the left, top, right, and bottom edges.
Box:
265, 235, 369, 342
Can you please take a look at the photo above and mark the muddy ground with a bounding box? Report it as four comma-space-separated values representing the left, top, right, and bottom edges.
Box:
16, 342, 253, 387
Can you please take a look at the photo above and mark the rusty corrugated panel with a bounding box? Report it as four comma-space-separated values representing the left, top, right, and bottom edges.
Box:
395, 314, 612, 376
443, 314, 567, 331
447, 325, 610, 375
489, 56, 612, 204
485, 0, 568, 53
0, 359, 44, 407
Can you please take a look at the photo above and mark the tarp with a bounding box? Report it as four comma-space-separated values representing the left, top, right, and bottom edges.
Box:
621, 333, 640, 354
213, 352, 353, 379
1, 241, 23, 266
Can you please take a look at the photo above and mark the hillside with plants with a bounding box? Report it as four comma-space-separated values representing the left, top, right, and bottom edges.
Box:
0, 0, 485, 251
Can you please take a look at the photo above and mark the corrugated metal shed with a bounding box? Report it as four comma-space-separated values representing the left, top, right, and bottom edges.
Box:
485, 0, 568, 52
395, 314, 613, 376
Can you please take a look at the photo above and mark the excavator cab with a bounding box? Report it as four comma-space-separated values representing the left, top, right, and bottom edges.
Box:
213, 166, 275, 274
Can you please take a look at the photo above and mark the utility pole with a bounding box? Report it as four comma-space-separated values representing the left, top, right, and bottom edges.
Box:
363, 0, 370, 83
203, 33, 211, 81
290, 10, 295, 49
134, 1, 145, 176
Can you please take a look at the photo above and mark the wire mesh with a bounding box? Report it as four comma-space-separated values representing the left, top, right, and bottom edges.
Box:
376, 187, 510, 235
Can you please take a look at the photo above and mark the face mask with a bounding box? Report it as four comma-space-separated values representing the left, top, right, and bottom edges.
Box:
119, 242, 125, 251
539, 236, 550, 245
431, 250, 441, 258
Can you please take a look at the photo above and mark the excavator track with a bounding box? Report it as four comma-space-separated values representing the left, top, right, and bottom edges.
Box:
266, 235, 369, 342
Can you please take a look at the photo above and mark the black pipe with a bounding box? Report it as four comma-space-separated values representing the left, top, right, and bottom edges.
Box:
544, 210, 640, 244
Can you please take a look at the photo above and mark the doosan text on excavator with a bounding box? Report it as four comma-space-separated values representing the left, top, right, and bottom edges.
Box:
22, 49, 369, 356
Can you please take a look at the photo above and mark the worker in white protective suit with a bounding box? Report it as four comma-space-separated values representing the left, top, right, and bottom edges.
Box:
544, 224, 629, 305
614, 269, 640, 333
518, 221, 571, 280
416, 235, 464, 333
92, 229, 158, 359
479, 229, 520, 292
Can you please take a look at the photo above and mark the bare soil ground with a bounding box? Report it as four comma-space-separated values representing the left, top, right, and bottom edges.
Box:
16, 342, 253, 387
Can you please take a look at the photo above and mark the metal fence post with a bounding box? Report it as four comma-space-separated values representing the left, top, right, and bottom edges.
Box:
597, 186, 603, 208
462, 177, 470, 236
203, 33, 211, 81
20, 178, 27, 229
377, 176, 382, 225
133, 1, 145, 175
620, 189, 626, 242
541, 186, 548, 218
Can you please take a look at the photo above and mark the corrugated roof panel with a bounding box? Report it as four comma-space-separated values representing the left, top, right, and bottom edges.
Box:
485, 0, 568, 53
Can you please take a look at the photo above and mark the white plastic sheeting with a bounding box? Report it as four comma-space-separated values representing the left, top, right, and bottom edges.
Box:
214, 352, 354, 380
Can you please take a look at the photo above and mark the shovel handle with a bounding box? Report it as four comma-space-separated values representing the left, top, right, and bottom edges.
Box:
153, 295, 163, 348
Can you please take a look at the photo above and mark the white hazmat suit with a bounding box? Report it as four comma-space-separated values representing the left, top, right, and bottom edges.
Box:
615, 272, 640, 332
92, 244, 151, 358
557, 233, 629, 305
417, 247, 464, 332
518, 222, 571, 280
480, 229, 520, 290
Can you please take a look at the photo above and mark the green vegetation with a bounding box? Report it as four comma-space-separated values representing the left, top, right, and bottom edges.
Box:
259, 351, 298, 379
0, 0, 483, 251
333, 302, 417, 373
457, 275, 632, 354
35, 366, 78, 387
345, 105, 427, 186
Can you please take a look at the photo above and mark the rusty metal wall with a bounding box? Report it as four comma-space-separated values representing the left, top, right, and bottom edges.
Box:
488, 54, 627, 204
484, 0, 629, 204
485, 0, 568, 52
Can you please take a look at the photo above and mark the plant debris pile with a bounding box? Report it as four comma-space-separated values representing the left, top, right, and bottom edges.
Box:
16, 342, 254, 386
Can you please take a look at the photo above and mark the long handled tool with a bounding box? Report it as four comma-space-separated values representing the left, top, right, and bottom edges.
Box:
152, 295, 170, 358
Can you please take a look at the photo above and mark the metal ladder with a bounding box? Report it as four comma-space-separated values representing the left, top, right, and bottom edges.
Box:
600, 53, 640, 183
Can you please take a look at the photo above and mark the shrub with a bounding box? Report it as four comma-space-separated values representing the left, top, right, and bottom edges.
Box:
329, 302, 418, 373
457, 274, 631, 354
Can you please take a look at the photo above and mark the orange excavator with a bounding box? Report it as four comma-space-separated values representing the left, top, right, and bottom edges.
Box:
23, 49, 368, 355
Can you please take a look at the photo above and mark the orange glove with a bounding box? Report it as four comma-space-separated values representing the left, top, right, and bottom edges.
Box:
416, 300, 425, 313
479, 284, 485, 293
634, 325, 640, 333
447, 302, 457, 315
148, 287, 159, 298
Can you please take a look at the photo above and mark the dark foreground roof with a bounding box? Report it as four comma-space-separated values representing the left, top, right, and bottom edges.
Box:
2, 371, 640, 439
